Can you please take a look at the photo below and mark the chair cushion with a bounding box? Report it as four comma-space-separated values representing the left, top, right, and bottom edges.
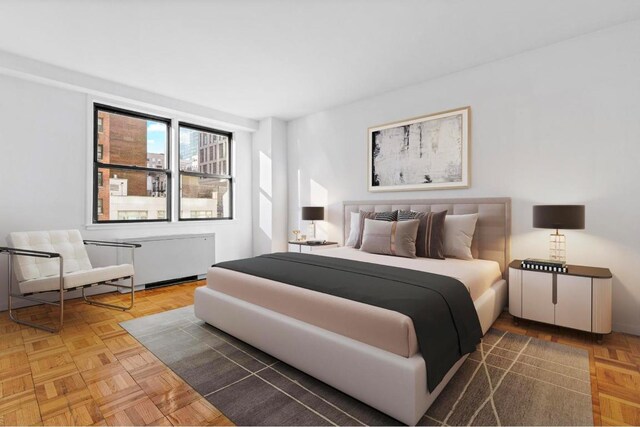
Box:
18, 264, 134, 295
7, 230, 92, 282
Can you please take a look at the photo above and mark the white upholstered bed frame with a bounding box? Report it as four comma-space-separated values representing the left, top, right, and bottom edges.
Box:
195, 197, 511, 425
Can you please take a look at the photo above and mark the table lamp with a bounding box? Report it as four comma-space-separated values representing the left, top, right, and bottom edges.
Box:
301, 206, 324, 240
533, 205, 585, 262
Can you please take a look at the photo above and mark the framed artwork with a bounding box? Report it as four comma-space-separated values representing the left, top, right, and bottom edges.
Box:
368, 107, 470, 192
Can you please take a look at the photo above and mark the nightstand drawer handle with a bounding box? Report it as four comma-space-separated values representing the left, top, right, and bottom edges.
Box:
552, 273, 557, 305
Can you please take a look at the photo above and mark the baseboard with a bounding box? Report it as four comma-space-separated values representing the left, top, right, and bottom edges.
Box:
116, 275, 199, 293
613, 322, 640, 336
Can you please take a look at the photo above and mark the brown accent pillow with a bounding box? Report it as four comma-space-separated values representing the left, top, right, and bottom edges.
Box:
398, 210, 447, 259
355, 211, 375, 249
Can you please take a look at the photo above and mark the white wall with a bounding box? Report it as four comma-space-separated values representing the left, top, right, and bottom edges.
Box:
252, 118, 288, 255
287, 21, 640, 335
0, 73, 254, 310
271, 118, 289, 251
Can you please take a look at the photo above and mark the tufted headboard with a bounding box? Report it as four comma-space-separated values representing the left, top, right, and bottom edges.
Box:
343, 197, 511, 278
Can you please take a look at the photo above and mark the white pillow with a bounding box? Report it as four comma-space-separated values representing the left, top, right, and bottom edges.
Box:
345, 212, 361, 247
443, 213, 478, 260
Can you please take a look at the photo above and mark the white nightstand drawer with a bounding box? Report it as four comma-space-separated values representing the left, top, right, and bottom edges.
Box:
521, 270, 555, 325
555, 275, 592, 332
508, 267, 522, 317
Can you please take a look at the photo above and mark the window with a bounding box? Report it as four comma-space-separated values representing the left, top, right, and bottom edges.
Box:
179, 123, 232, 220
92, 104, 233, 224
93, 104, 170, 223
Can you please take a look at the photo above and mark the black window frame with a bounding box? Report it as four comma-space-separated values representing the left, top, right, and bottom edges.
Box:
178, 122, 233, 221
93, 103, 172, 224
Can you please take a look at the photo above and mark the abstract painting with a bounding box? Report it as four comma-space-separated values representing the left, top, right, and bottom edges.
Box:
368, 107, 470, 192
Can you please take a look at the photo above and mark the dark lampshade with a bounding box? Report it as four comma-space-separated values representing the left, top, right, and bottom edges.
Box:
533, 205, 585, 230
301, 206, 324, 221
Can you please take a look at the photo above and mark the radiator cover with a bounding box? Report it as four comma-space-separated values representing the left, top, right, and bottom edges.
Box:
117, 233, 215, 288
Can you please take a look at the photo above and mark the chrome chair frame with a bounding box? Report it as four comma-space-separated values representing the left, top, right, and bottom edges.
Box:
1, 240, 141, 333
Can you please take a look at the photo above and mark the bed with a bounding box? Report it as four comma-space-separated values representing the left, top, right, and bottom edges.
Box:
194, 197, 511, 425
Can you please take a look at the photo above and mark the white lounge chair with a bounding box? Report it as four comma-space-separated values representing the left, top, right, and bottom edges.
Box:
1, 230, 140, 332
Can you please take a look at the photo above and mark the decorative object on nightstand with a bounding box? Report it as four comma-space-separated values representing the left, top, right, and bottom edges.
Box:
533, 204, 585, 262
301, 206, 324, 239
521, 258, 567, 273
288, 241, 338, 253
509, 259, 612, 341
292, 229, 302, 242
305, 239, 327, 245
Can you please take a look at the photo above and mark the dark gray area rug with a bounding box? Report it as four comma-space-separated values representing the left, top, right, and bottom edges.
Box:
121, 307, 593, 426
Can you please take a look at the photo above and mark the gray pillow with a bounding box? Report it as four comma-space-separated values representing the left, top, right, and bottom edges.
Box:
443, 213, 478, 260
373, 210, 398, 221
360, 219, 419, 258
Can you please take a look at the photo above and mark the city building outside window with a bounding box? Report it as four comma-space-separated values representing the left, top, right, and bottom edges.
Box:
191, 210, 214, 218
93, 104, 170, 223
117, 210, 149, 220
179, 123, 233, 220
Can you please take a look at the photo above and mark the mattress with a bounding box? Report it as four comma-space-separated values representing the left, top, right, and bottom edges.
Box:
206, 247, 502, 358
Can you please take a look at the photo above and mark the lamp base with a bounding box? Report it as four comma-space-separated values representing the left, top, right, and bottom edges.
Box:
549, 231, 566, 262
309, 221, 316, 240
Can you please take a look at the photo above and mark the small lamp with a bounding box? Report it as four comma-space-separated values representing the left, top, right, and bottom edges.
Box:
301, 206, 324, 240
533, 205, 585, 262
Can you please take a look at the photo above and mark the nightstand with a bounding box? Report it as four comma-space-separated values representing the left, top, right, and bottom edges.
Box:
288, 241, 338, 253
508, 260, 612, 340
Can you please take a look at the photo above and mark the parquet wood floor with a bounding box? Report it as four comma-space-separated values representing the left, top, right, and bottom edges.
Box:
0, 281, 232, 426
1, 282, 638, 426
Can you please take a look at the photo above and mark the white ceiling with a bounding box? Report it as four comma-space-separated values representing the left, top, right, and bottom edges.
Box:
1, 0, 640, 120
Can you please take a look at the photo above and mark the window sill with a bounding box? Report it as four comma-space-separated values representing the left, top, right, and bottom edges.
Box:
85, 218, 237, 231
